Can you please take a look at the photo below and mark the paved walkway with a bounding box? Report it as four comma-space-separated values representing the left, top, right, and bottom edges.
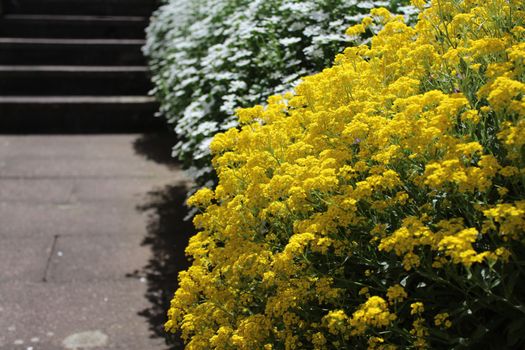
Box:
0, 134, 190, 349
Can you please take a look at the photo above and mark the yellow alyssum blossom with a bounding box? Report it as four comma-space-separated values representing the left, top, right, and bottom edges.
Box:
350, 296, 396, 335
187, 187, 214, 208
410, 318, 429, 349
437, 228, 492, 266
434, 313, 452, 328
386, 284, 408, 303
483, 201, 525, 240
323, 310, 349, 335
411, 0, 426, 9
410, 302, 424, 315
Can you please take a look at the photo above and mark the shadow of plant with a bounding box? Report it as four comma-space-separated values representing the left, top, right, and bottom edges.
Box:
137, 184, 194, 349
132, 133, 194, 349
133, 132, 179, 170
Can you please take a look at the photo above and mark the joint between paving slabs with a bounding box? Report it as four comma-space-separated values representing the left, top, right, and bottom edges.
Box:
42, 234, 60, 283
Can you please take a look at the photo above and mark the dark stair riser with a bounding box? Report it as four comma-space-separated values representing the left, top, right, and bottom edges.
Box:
3, 0, 157, 16
0, 16, 147, 39
0, 41, 145, 65
0, 0, 163, 133
0, 101, 163, 133
0, 70, 152, 95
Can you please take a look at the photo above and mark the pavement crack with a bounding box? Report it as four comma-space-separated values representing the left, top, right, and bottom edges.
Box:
42, 234, 60, 283
63, 182, 78, 205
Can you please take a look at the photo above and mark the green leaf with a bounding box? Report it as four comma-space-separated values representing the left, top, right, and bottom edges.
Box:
507, 317, 525, 346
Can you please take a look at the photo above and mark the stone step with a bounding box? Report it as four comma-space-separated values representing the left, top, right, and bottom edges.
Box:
0, 38, 145, 65
0, 65, 152, 95
2, 0, 157, 16
0, 96, 162, 133
0, 14, 148, 39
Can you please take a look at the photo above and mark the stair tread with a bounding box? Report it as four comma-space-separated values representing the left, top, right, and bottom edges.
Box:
0, 96, 155, 103
2, 14, 147, 22
0, 65, 148, 72
0, 38, 145, 45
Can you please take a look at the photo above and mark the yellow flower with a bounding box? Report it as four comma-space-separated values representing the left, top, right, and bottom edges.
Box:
410, 302, 424, 315
311, 332, 327, 350
187, 187, 214, 208
411, 0, 425, 9
323, 310, 349, 335
386, 284, 408, 303
349, 297, 396, 335
410, 318, 429, 349
434, 313, 452, 328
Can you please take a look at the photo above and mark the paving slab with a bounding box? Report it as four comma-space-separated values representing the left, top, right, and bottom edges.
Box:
0, 137, 10, 158
46, 234, 150, 283
0, 235, 54, 283
0, 178, 74, 203
0, 135, 171, 160
0, 177, 186, 204
73, 177, 185, 202
0, 280, 167, 350
0, 201, 149, 238
1, 157, 173, 179
0, 135, 176, 179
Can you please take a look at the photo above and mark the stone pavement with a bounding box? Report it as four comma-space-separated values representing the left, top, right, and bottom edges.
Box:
0, 134, 191, 350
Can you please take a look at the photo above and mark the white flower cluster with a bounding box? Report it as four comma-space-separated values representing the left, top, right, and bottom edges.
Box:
144, 0, 416, 186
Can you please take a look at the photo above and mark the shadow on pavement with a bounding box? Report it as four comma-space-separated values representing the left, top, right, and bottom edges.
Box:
132, 133, 194, 349
132, 132, 179, 170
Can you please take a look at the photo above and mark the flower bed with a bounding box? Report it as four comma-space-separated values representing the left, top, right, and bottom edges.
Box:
165, 0, 525, 348
144, 0, 416, 187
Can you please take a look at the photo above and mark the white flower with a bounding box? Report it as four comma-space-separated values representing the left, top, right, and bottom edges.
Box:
279, 37, 302, 46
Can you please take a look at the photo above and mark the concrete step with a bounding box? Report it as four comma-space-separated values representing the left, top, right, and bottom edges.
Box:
0, 96, 162, 133
0, 14, 148, 39
0, 65, 152, 95
2, 0, 157, 16
0, 38, 145, 65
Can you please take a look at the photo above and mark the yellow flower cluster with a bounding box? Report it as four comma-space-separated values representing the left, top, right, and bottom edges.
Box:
434, 312, 452, 328
386, 284, 408, 303
166, 0, 525, 348
349, 297, 397, 336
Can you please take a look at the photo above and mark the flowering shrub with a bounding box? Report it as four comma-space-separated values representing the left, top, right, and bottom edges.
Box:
144, 0, 416, 186
166, 0, 525, 348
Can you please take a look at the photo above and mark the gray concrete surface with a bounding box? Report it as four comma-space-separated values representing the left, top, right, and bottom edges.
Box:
0, 135, 189, 350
